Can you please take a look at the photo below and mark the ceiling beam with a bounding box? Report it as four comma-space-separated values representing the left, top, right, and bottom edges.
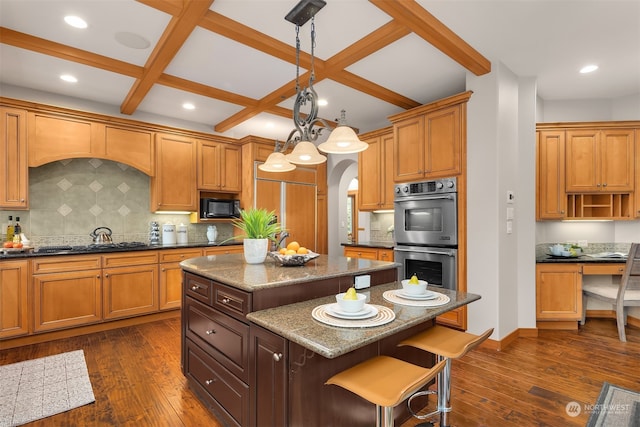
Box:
370, 0, 491, 76
120, 0, 214, 115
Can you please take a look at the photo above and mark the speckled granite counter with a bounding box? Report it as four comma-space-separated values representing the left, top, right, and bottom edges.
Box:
180, 253, 401, 291
341, 241, 394, 249
247, 282, 480, 359
536, 243, 631, 263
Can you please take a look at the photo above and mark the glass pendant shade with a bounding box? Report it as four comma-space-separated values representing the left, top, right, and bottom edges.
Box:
258, 152, 296, 172
285, 140, 327, 165
318, 125, 368, 154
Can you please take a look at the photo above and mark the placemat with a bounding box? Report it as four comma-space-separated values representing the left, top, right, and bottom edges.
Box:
383, 290, 451, 307
312, 304, 395, 328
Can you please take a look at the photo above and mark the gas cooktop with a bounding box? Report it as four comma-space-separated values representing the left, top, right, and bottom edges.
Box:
37, 242, 150, 254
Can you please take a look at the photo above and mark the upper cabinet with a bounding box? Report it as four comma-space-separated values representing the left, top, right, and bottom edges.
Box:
151, 133, 197, 212
537, 121, 639, 221
0, 107, 28, 209
565, 128, 634, 192
390, 92, 470, 182
197, 140, 241, 193
636, 129, 640, 218
104, 125, 155, 176
358, 128, 394, 211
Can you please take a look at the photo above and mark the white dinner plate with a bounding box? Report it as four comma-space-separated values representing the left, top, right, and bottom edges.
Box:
325, 304, 379, 320
396, 290, 438, 300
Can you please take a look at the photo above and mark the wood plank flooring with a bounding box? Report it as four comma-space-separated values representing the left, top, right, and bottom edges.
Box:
1, 317, 638, 427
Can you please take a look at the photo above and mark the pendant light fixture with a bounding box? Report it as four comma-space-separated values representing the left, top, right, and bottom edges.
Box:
259, 0, 368, 173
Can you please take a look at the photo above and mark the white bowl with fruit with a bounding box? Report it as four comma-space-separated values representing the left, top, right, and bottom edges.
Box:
268, 241, 320, 266
335, 287, 367, 313
401, 275, 428, 295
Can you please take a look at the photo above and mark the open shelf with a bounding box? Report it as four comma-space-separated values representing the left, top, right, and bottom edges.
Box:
566, 193, 633, 219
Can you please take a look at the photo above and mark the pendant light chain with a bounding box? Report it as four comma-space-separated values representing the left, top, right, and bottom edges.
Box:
295, 24, 301, 94
309, 17, 316, 87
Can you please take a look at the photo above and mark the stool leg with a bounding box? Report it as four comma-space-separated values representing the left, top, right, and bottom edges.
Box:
376, 405, 394, 427
438, 356, 452, 427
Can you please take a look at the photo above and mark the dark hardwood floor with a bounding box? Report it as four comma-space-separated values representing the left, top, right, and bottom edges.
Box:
1, 317, 638, 427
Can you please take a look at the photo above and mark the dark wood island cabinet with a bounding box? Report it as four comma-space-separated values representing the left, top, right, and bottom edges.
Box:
180, 254, 480, 427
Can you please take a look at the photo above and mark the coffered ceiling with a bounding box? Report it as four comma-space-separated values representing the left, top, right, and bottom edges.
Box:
1, 0, 638, 142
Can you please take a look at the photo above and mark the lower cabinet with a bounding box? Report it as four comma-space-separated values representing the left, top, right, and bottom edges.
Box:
160, 249, 203, 310
0, 259, 29, 338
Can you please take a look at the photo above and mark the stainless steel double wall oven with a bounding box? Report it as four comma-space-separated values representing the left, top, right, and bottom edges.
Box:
394, 177, 458, 291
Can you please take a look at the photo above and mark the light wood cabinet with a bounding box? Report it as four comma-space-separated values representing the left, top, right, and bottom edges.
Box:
104, 125, 155, 176
536, 130, 566, 220
343, 246, 394, 261
636, 129, 640, 218
103, 252, 159, 320
203, 246, 244, 256
0, 259, 29, 338
390, 95, 467, 182
0, 107, 28, 209
536, 263, 582, 324
565, 128, 634, 192
151, 133, 198, 211
197, 140, 241, 192
159, 248, 203, 310
32, 255, 103, 332
358, 128, 394, 210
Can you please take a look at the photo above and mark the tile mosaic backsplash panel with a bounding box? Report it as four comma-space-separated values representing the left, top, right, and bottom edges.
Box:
1, 159, 233, 246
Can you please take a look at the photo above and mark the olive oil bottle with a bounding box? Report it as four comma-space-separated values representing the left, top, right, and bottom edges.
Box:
6, 215, 14, 242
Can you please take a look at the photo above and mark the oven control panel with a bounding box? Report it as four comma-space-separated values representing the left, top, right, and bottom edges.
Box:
395, 177, 456, 198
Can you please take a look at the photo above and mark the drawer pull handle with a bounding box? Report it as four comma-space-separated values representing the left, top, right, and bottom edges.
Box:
191, 285, 200, 291
205, 329, 216, 335
222, 297, 231, 304
205, 379, 216, 385
273, 353, 283, 362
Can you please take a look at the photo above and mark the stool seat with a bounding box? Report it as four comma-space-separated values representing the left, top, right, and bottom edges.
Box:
399, 325, 493, 359
326, 356, 446, 426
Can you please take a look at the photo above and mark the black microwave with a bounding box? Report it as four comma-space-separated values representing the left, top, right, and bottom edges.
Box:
200, 198, 241, 219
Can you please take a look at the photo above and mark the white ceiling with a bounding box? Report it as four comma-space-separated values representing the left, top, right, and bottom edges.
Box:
1, 0, 638, 142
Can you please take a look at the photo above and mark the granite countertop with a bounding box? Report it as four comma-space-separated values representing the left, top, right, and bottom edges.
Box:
180, 253, 401, 292
247, 282, 481, 359
535, 243, 631, 264
341, 241, 395, 249
0, 241, 242, 259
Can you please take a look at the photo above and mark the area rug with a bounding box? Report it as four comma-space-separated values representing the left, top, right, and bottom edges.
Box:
0, 350, 95, 427
586, 382, 640, 427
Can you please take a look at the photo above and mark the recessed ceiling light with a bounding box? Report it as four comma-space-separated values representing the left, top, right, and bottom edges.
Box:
182, 103, 195, 110
60, 74, 78, 83
64, 15, 87, 29
580, 64, 598, 74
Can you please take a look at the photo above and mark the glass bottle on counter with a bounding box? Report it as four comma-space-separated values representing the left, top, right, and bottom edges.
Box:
14, 217, 21, 236
6, 215, 14, 242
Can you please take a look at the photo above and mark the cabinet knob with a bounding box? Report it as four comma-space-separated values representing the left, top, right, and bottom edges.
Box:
205, 329, 216, 335
205, 379, 216, 385
272, 353, 283, 362
191, 285, 200, 291
603, 183, 607, 187
222, 297, 230, 304
97, 275, 100, 279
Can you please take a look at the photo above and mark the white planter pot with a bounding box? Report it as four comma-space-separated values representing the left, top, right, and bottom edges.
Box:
243, 238, 269, 264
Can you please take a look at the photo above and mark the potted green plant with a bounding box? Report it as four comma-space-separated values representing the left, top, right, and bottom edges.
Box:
230, 208, 282, 264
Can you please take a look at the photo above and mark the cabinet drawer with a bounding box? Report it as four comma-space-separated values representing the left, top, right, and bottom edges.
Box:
185, 340, 249, 427
102, 251, 158, 268
186, 299, 249, 382
185, 272, 212, 304
159, 249, 202, 263
203, 246, 243, 256
213, 282, 251, 320
32, 255, 101, 273
582, 263, 625, 275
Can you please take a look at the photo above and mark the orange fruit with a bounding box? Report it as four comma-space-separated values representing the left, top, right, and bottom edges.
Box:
286, 241, 300, 252
279, 247, 287, 255
297, 247, 308, 254
285, 249, 297, 255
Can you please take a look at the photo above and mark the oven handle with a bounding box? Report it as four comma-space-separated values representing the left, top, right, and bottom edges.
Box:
394, 247, 457, 257
394, 194, 455, 202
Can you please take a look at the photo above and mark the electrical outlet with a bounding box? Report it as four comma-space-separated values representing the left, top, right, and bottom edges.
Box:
578, 240, 588, 248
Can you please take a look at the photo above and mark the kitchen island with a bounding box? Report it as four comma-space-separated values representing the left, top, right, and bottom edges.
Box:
180, 254, 480, 427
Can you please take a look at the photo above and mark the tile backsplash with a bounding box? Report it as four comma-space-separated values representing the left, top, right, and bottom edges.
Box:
0, 158, 233, 246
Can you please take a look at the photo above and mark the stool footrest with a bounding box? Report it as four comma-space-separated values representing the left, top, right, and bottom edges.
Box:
407, 390, 440, 420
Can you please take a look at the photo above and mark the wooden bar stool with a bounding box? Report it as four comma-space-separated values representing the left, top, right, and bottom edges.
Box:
325, 355, 447, 427
398, 326, 494, 427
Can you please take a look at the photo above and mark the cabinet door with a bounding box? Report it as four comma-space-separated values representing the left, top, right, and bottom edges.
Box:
197, 141, 220, 190
381, 132, 395, 209
284, 182, 316, 252
378, 249, 394, 262
566, 129, 600, 191
220, 143, 242, 192
537, 130, 566, 219
250, 324, 287, 427
393, 116, 425, 182
105, 125, 154, 176
0, 107, 28, 209
0, 260, 29, 338
103, 264, 159, 320
536, 264, 582, 320
599, 129, 634, 191
358, 136, 382, 210
152, 133, 197, 211
424, 105, 462, 178
316, 194, 328, 254
33, 270, 102, 332
636, 129, 640, 218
